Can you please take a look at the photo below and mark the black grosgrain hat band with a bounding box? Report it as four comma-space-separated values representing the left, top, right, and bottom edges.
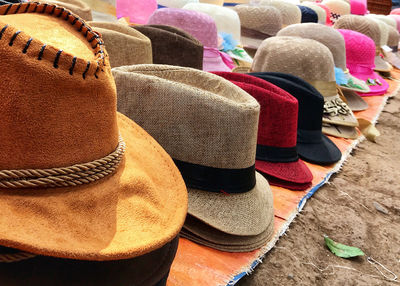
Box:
256, 144, 299, 163
297, 129, 323, 144
173, 159, 256, 194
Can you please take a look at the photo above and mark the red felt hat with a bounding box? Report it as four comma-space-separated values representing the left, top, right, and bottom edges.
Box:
212, 72, 313, 190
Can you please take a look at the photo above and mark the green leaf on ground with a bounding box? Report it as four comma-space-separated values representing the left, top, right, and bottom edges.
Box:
324, 235, 365, 258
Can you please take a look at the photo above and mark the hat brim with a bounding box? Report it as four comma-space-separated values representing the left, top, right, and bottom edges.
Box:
322, 123, 359, 139
297, 134, 342, 165
203, 53, 233, 72
260, 175, 312, 191
188, 172, 273, 236
180, 214, 274, 252
383, 51, 400, 70
349, 70, 389, 96
374, 55, 392, 72
322, 95, 359, 127
338, 73, 370, 93
340, 89, 369, 111
255, 159, 313, 185
240, 36, 264, 51
0, 113, 188, 261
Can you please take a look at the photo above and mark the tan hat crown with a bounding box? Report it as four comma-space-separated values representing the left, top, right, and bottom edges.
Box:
113, 65, 260, 170
233, 5, 282, 36
252, 36, 335, 82
257, 0, 301, 26
0, 2, 118, 172
334, 15, 381, 47
387, 25, 399, 47
277, 23, 346, 70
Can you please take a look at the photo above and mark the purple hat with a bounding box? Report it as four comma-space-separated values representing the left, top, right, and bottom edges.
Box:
148, 8, 234, 72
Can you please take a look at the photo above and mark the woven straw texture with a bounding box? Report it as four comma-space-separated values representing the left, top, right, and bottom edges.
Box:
338, 29, 375, 67
41, 0, 93, 21
233, 5, 282, 36
322, 0, 350, 24
371, 14, 397, 29
366, 17, 389, 46
301, 2, 327, 24
252, 36, 335, 82
258, 0, 301, 26
277, 23, 346, 70
147, 8, 218, 48
89, 22, 152, 68
183, 3, 241, 42
334, 15, 381, 48
387, 25, 399, 46
112, 65, 260, 169
158, 0, 199, 8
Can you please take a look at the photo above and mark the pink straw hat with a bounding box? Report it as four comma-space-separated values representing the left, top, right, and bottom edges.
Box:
338, 29, 389, 96
350, 0, 367, 15
147, 8, 234, 71
390, 8, 400, 16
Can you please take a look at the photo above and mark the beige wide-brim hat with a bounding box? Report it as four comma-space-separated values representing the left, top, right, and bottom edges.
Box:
252, 36, 358, 128
340, 89, 369, 111
258, 0, 301, 26
40, 0, 93, 21
322, 123, 358, 139
188, 172, 273, 236
89, 22, 152, 68
180, 211, 274, 252
374, 55, 393, 72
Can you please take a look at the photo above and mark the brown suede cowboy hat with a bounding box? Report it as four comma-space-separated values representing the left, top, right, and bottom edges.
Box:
0, 2, 187, 261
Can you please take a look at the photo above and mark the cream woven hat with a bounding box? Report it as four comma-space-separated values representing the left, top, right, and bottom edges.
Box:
277, 23, 370, 97
112, 64, 274, 237
369, 14, 397, 29
301, 2, 326, 24
322, 0, 350, 24
257, 0, 301, 26
252, 36, 359, 133
157, 0, 199, 8
89, 22, 152, 68
233, 5, 282, 50
183, 2, 241, 43
383, 25, 400, 69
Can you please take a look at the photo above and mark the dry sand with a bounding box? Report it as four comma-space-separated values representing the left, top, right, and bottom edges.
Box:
238, 94, 400, 286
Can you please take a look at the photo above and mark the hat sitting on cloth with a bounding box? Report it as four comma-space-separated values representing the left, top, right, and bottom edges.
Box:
214, 72, 313, 190
366, 17, 392, 73
157, 0, 199, 8
249, 72, 342, 165
297, 5, 318, 23
252, 36, 359, 138
132, 25, 203, 69
258, 0, 301, 27
334, 15, 392, 73
88, 22, 152, 68
383, 25, 400, 69
338, 29, 389, 96
277, 23, 370, 96
0, 236, 179, 285
322, 0, 350, 24
112, 64, 275, 251
233, 5, 282, 51
148, 8, 233, 71
40, 0, 93, 21
0, 1, 187, 262
301, 2, 327, 25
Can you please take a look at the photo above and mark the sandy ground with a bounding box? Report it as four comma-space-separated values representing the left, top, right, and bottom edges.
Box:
238, 94, 400, 286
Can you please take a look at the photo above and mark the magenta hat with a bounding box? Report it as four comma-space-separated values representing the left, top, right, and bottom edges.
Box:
350, 0, 367, 15
338, 29, 389, 96
147, 8, 233, 72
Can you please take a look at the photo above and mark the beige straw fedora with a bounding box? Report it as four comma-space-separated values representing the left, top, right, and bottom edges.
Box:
89, 22, 152, 68
233, 5, 282, 51
112, 64, 274, 237
252, 36, 359, 138
258, 0, 301, 27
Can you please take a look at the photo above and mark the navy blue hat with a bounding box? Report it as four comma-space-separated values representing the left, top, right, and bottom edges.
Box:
297, 5, 318, 23
249, 72, 341, 165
